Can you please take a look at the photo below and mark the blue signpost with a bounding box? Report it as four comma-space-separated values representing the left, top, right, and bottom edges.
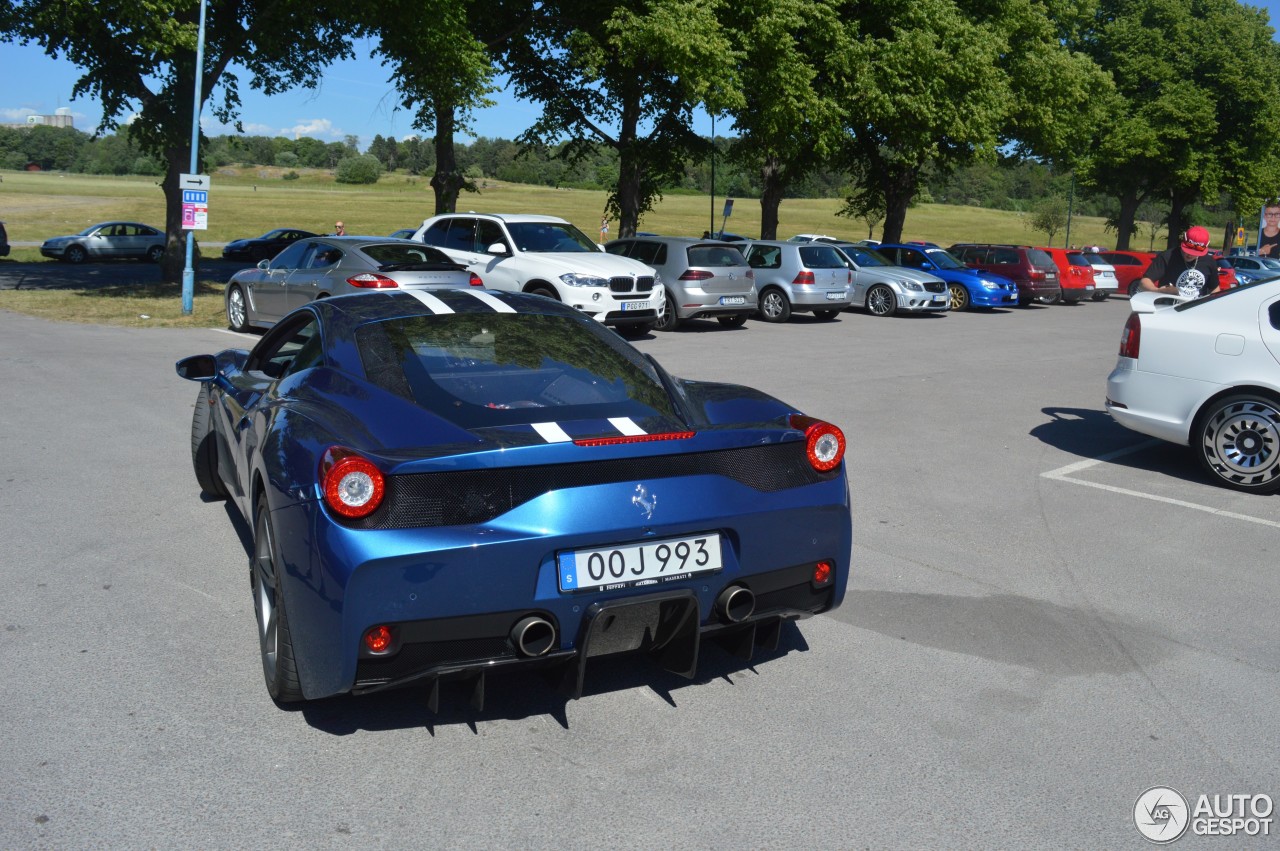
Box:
181, 0, 209, 316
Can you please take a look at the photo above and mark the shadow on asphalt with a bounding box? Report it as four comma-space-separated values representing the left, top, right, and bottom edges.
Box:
292, 620, 813, 735
1032, 405, 1214, 488
0, 259, 250, 290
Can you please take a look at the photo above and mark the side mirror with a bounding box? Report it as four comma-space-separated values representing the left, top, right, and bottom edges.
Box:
176, 354, 217, 381
486, 242, 509, 256
257, 259, 269, 270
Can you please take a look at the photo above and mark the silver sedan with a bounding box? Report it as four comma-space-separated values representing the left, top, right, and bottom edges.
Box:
40, 221, 166, 264
224, 236, 482, 332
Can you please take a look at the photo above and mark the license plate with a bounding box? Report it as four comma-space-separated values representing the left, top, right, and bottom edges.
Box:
719, 296, 746, 305
620, 301, 645, 311
825, 291, 845, 301
557, 532, 723, 593
933, 295, 947, 303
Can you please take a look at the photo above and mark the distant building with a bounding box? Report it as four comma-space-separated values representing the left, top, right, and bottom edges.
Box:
27, 108, 75, 128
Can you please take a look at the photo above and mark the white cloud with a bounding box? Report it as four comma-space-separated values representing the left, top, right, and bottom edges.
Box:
289, 118, 341, 140
0, 108, 38, 121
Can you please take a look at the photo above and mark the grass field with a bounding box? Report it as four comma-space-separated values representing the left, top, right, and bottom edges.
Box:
0, 167, 1157, 327
0, 167, 1136, 247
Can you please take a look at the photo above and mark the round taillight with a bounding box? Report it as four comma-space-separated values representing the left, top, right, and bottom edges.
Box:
813, 561, 833, 586
790, 414, 845, 472
469, 272, 484, 287
320, 447, 385, 518
346, 273, 399, 288
364, 625, 394, 654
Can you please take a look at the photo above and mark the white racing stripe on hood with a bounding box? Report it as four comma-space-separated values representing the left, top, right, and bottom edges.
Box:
531, 422, 572, 443
608, 417, 646, 436
400, 289, 455, 314
462, 289, 518, 313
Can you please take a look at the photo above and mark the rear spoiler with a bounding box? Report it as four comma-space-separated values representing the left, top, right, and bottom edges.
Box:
1128, 291, 1191, 314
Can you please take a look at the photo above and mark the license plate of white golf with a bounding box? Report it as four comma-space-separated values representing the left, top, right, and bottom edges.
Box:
719, 296, 746, 305
557, 532, 723, 593
825, 291, 845, 301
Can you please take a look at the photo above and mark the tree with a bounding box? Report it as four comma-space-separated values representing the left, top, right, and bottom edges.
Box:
504, 0, 741, 236
838, 0, 1108, 244
1027, 196, 1068, 244
0, 0, 359, 281
722, 0, 849, 239
335, 154, 384, 184
1070, 0, 1280, 249
366, 0, 502, 215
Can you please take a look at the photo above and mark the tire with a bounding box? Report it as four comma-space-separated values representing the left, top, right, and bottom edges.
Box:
527, 284, 559, 300
226, 284, 250, 332
758, 288, 791, 323
653, 290, 679, 331
1092, 291, 1109, 302
65, 244, 87, 264
717, 314, 748, 328
1195, 394, 1280, 494
948, 283, 970, 311
866, 285, 896, 317
252, 499, 304, 702
190, 384, 227, 499
145, 244, 164, 263
812, 309, 840, 320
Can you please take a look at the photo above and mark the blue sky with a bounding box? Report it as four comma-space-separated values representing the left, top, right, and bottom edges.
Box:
3, 5, 1278, 152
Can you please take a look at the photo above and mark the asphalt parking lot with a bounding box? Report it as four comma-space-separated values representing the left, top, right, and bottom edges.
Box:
1, 293, 1276, 848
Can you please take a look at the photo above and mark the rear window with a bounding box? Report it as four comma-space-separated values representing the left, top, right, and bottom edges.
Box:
1067, 254, 1090, 267
798, 246, 846, 269
1026, 249, 1054, 266
355, 313, 678, 429
687, 245, 746, 267
360, 243, 455, 267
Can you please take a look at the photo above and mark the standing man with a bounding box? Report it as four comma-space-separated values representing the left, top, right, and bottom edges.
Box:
333, 221, 347, 236
1138, 225, 1221, 299
1258, 203, 1280, 257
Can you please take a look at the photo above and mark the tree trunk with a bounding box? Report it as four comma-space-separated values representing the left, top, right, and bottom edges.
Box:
879, 164, 918, 245
1114, 191, 1141, 250
759, 155, 784, 241
615, 151, 642, 238
160, 145, 191, 284
430, 105, 466, 214
1167, 188, 1192, 251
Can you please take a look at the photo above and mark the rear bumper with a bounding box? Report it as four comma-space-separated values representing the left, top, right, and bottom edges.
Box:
350, 562, 836, 705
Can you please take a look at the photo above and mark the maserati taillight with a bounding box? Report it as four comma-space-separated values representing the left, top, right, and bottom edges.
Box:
789, 414, 846, 473
320, 447, 385, 518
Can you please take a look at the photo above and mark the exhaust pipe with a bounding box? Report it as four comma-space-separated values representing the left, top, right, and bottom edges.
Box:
715, 585, 755, 624
511, 615, 556, 657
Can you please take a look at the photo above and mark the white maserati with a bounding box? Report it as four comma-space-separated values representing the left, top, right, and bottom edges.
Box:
1105, 280, 1280, 494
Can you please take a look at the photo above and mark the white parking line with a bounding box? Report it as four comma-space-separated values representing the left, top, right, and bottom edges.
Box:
211, 328, 256, 338
1041, 441, 1280, 529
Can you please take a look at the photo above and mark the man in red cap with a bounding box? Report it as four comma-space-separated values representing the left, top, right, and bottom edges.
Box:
1138, 225, 1221, 299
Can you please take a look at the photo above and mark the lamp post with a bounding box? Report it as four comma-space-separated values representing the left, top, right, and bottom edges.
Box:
181, 0, 208, 315
709, 113, 715, 238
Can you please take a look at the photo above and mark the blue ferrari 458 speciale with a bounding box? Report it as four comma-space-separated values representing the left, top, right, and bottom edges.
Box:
177, 289, 852, 707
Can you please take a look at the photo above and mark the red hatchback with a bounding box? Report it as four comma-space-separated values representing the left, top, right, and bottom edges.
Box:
1036, 247, 1095, 304
1098, 250, 1157, 296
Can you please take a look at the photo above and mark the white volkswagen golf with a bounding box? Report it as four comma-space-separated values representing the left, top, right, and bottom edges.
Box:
1106, 280, 1280, 494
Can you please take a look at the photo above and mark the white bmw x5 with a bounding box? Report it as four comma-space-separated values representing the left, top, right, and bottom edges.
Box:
412, 213, 664, 333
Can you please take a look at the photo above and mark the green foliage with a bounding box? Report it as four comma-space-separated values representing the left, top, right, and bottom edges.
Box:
282, 170, 300, 181
335, 154, 384, 184
1027, 196, 1068, 244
